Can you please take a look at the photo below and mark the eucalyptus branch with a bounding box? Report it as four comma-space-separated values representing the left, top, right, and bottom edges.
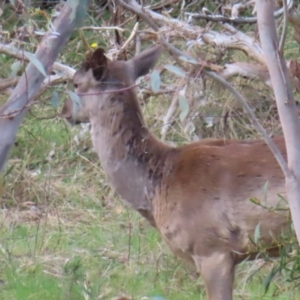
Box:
205, 70, 290, 177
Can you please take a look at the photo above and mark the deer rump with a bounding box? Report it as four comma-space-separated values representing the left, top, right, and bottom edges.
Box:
61, 45, 291, 300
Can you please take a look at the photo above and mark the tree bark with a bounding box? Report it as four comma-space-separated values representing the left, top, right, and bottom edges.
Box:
256, 0, 300, 245
0, 0, 90, 173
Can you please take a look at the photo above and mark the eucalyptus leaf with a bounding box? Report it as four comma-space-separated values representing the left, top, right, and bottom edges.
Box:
254, 223, 260, 244
67, 90, 82, 122
50, 91, 60, 109
25, 52, 47, 77
263, 181, 269, 204
10, 61, 22, 78
164, 64, 186, 78
179, 95, 189, 122
151, 70, 161, 93
179, 55, 198, 65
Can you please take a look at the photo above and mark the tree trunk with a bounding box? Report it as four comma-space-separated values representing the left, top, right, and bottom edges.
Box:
256, 0, 300, 245
0, 0, 90, 172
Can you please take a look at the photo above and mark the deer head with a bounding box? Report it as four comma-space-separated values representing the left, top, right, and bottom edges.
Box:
61, 45, 162, 124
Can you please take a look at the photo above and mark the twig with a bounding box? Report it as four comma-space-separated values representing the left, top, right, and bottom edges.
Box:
0, 75, 68, 119
279, 0, 288, 54
149, 0, 180, 11
116, 0, 200, 60
80, 26, 125, 31
205, 70, 290, 177
161, 79, 187, 140
118, 0, 265, 66
121, 22, 139, 50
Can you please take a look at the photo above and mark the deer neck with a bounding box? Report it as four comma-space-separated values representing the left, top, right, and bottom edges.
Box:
89, 91, 171, 226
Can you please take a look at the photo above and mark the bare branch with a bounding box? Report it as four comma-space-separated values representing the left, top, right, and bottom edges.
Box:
161, 79, 187, 141
117, 0, 265, 66
205, 70, 289, 175
116, 0, 201, 60
80, 26, 125, 31
231, 3, 247, 18
204, 23, 265, 65
186, 0, 293, 24
220, 62, 271, 85
0, 43, 75, 79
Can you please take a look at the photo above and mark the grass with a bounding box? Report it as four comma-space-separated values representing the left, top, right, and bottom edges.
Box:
0, 104, 299, 300
1, 1, 300, 299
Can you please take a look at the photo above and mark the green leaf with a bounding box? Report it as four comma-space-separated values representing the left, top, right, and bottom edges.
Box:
67, 90, 82, 121
1, 54, 8, 62
50, 91, 60, 109
179, 95, 189, 122
254, 223, 260, 244
25, 52, 47, 77
263, 181, 269, 204
150, 70, 161, 93
164, 64, 186, 78
10, 61, 22, 78
263, 266, 279, 294
179, 55, 198, 65
4, 165, 14, 178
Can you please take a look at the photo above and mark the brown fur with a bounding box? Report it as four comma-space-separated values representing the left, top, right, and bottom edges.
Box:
61, 45, 291, 300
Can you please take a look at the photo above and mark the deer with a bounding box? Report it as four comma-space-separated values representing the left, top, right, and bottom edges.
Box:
60, 44, 292, 300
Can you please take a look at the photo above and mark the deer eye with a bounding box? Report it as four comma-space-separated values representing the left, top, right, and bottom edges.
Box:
74, 84, 78, 89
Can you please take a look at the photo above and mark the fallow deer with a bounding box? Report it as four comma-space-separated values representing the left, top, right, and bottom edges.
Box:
61, 45, 291, 300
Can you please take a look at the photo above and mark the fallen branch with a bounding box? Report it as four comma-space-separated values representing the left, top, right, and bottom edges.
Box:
118, 0, 265, 66
185, 0, 293, 24
219, 62, 271, 85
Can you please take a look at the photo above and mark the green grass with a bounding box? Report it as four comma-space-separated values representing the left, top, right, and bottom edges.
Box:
0, 106, 299, 300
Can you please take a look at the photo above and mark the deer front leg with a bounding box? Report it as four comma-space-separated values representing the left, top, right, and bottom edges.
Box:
193, 252, 235, 300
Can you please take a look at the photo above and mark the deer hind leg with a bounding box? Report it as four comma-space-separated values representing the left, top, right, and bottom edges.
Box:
193, 252, 235, 300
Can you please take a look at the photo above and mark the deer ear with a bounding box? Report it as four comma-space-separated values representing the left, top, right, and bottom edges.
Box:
127, 45, 162, 80
88, 48, 108, 80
